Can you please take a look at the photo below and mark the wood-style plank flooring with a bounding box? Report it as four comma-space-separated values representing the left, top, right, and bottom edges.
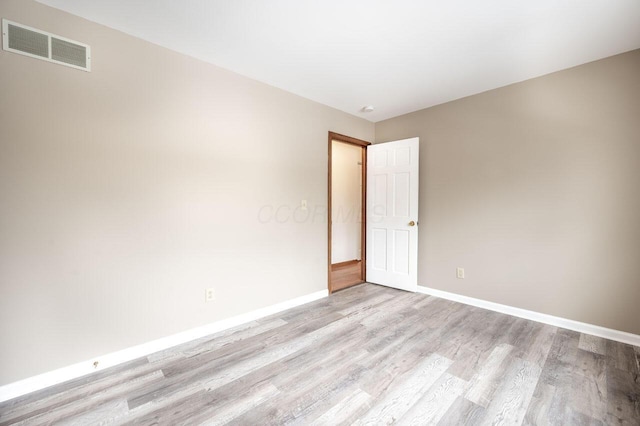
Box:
1, 283, 638, 425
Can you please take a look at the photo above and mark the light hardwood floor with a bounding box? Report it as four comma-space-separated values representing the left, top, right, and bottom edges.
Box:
0, 284, 638, 425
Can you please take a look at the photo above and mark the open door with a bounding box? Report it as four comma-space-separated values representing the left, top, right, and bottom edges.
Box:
328, 132, 370, 293
366, 137, 419, 292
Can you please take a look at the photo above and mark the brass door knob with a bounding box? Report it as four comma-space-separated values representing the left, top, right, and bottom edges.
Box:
408, 221, 416, 226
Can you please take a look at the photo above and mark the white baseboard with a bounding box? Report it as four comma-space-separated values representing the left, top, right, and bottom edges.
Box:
417, 285, 640, 348
0, 289, 328, 403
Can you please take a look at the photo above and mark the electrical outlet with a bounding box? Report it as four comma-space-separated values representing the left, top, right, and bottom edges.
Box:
456, 267, 465, 279
205, 288, 215, 302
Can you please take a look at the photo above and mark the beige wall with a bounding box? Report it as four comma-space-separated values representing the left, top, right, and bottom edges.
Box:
0, 0, 374, 385
376, 49, 640, 335
331, 141, 363, 264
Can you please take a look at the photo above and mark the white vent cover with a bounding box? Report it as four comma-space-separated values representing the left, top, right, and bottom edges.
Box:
2, 19, 90, 72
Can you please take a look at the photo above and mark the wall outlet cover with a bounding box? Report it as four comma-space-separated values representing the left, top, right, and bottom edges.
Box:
205, 288, 215, 302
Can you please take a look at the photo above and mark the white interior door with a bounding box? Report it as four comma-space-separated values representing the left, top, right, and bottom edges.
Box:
366, 137, 419, 292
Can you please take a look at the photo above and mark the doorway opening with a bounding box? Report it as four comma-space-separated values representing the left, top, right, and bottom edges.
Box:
328, 132, 370, 293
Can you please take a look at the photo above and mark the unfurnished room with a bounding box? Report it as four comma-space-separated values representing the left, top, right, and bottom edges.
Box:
0, 0, 639, 425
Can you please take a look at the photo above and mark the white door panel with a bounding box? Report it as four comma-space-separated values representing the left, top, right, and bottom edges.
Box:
366, 138, 419, 292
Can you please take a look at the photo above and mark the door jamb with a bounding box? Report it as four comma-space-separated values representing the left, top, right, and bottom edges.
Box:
328, 132, 371, 294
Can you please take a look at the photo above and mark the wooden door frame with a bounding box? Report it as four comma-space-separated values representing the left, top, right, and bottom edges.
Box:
328, 132, 371, 294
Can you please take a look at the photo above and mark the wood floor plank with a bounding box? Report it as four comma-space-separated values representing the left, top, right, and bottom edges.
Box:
310, 388, 372, 426
197, 314, 372, 424
164, 311, 343, 378
356, 327, 436, 400
606, 340, 640, 374
122, 346, 292, 424
443, 311, 515, 383
231, 355, 370, 425
146, 319, 279, 363
523, 382, 557, 425
3, 370, 164, 426
538, 328, 580, 388
605, 365, 640, 423
445, 345, 484, 382
201, 383, 279, 426
465, 343, 514, 407
179, 318, 288, 359
479, 357, 542, 426
126, 381, 279, 426
411, 294, 437, 310
502, 317, 538, 352
0, 357, 149, 416
125, 312, 346, 409
337, 292, 397, 317
437, 396, 485, 425
358, 291, 422, 328
354, 353, 452, 425
250, 307, 434, 424
270, 332, 368, 390
58, 398, 130, 426
522, 324, 557, 368
277, 283, 381, 323
568, 372, 607, 422
398, 372, 467, 425
545, 388, 605, 426
579, 333, 608, 356
0, 361, 164, 424
120, 388, 209, 425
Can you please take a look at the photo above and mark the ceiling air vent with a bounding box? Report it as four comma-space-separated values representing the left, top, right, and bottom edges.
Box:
2, 19, 90, 71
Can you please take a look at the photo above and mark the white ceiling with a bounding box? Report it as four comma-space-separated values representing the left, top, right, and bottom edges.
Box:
37, 0, 640, 122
